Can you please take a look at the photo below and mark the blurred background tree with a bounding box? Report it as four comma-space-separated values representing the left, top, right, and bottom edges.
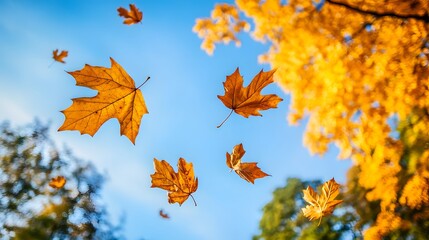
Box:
0, 121, 123, 239
194, 0, 429, 238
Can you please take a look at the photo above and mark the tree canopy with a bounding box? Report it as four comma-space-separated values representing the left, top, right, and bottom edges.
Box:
0, 121, 122, 239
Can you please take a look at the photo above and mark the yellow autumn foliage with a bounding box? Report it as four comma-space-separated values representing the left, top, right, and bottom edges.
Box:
194, 0, 429, 238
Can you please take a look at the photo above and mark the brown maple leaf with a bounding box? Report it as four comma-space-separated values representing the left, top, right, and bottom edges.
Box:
217, 68, 283, 128
58, 58, 149, 144
150, 158, 198, 206
53, 49, 68, 63
49, 176, 66, 189
301, 178, 343, 225
226, 143, 270, 184
159, 209, 170, 219
117, 4, 143, 25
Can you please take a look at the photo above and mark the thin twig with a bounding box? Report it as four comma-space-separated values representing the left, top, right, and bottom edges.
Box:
326, 0, 429, 23
217, 109, 234, 128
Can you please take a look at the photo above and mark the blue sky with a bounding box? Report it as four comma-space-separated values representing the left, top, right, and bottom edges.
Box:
0, 1, 352, 239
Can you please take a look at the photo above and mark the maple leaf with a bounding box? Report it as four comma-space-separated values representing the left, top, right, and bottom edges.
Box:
301, 178, 343, 225
117, 4, 143, 25
217, 68, 283, 127
159, 209, 170, 219
52, 49, 68, 63
226, 143, 270, 184
150, 158, 198, 206
49, 176, 66, 189
58, 58, 149, 144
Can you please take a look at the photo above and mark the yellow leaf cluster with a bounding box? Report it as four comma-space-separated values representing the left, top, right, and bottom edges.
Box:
193, 3, 250, 55
400, 169, 429, 209
364, 210, 405, 240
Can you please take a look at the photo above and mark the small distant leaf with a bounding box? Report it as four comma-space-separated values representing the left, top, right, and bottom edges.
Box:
217, 68, 283, 127
117, 4, 143, 25
53, 49, 68, 63
226, 143, 270, 183
49, 176, 66, 189
159, 209, 170, 219
150, 158, 198, 206
301, 178, 343, 225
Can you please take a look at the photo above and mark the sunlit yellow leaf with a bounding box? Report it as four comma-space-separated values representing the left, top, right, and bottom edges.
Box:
301, 178, 343, 225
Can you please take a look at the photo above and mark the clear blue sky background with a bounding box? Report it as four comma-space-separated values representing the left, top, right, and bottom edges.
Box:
0, 1, 352, 239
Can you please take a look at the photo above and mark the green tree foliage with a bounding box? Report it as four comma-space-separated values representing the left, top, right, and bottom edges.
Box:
0, 121, 123, 239
253, 178, 360, 240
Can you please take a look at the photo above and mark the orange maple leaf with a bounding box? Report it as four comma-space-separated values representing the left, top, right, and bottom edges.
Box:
49, 176, 66, 189
217, 68, 283, 127
117, 4, 143, 25
58, 58, 149, 144
226, 143, 270, 184
150, 158, 198, 206
159, 209, 170, 219
301, 178, 343, 225
52, 49, 68, 63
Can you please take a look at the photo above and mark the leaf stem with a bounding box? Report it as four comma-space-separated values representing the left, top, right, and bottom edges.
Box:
136, 76, 151, 89
317, 215, 323, 226
217, 109, 234, 128
190, 194, 197, 206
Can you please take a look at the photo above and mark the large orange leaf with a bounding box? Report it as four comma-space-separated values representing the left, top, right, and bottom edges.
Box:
52, 49, 68, 63
58, 58, 148, 144
117, 4, 143, 25
301, 178, 343, 225
226, 143, 270, 184
151, 158, 198, 206
217, 68, 283, 127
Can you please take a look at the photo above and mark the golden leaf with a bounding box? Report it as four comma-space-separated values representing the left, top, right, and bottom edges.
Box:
226, 143, 270, 184
58, 58, 148, 144
117, 4, 143, 25
49, 176, 66, 189
150, 158, 198, 206
301, 178, 343, 225
217, 68, 283, 127
52, 49, 68, 63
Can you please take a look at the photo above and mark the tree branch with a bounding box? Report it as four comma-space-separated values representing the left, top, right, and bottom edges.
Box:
326, 0, 429, 23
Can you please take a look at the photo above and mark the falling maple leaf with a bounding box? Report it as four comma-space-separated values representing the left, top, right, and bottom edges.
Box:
52, 49, 68, 63
159, 209, 170, 219
217, 68, 283, 127
49, 176, 66, 189
58, 57, 149, 144
226, 143, 270, 184
301, 178, 343, 225
150, 158, 198, 206
117, 4, 143, 25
